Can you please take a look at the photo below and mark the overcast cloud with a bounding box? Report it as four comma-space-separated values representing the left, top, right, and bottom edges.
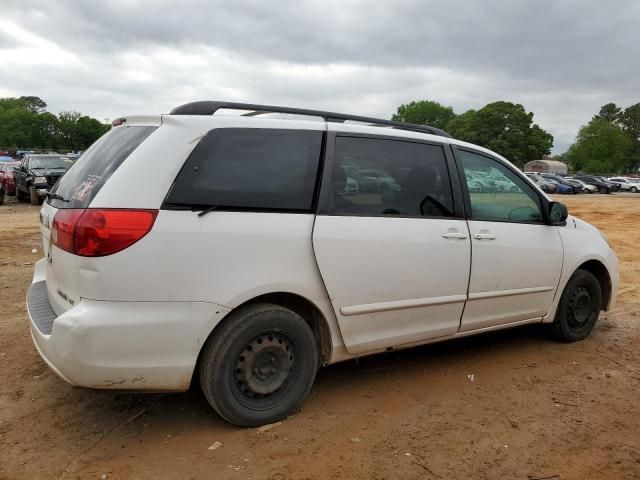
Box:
1, 0, 638, 152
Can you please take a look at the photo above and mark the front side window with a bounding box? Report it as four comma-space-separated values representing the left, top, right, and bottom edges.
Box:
458, 150, 543, 223
329, 136, 454, 217
166, 128, 323, 211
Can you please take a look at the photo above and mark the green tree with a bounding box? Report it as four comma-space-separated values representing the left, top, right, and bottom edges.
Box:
57, 111, 82, 150
447, 101, 553, 167
0, 107, 34, 148
566, 118, 631, 173
32, 112, 60, 150
594, 103, 621, 123
75, 116, 108, 149
391, 100, 456, 130
619, 103, 640, 172
0, 96, 106, 150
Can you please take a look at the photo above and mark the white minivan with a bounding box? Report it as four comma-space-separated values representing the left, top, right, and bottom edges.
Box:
27, 101, 618, 426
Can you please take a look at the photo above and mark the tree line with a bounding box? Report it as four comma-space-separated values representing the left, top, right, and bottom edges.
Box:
392, 100, 640, 173
0, 96, 109, 152
560, 103, 640, 174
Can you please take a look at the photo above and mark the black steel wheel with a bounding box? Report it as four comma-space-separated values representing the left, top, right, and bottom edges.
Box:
550, 269, 602, 342
199, 303, 318, 427
231, 332, 295, 409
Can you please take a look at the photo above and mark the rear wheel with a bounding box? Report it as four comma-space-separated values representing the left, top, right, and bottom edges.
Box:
631, 186, 638, 193
199, 303, 318, 427
550, 270, 601, 342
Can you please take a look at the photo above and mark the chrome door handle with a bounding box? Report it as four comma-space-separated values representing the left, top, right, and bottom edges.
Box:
442, 232, 468, 239
474, 233, 496, 240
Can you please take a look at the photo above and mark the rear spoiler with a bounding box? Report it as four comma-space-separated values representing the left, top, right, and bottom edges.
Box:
111, 115, 162, 127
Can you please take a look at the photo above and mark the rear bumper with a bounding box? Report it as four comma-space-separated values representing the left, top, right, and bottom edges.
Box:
27, 259, 230, 390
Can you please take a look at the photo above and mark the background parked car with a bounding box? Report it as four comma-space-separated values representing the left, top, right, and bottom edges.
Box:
524, 172, 558, 193
565, 177, 597, 193
608, 177, 639, 193
556, 176, 588, 193
591, 176, 620, 192
0, 156, 15, 163
0, 161, 21, 196
539, 173, 580, 194
573, 175, 612, 194
13, 154, 71, 205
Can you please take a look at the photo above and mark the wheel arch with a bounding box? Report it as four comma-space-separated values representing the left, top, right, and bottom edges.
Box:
576, 259, 612, 311
196, 292, 333, 378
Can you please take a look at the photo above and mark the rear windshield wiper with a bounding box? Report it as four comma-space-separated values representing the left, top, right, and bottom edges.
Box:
46, 192, 69, 202
197, 205, 218, 217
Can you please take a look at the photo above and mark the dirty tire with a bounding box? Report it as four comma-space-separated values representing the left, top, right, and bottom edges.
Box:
550, 269, 602, 342
199, 303, 318, 427
29, 186, 40, 205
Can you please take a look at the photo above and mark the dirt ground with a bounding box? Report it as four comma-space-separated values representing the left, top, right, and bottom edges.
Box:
1, 194, 639, 480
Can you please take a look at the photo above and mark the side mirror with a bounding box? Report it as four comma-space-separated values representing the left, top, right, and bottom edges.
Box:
548, 201, 568, 225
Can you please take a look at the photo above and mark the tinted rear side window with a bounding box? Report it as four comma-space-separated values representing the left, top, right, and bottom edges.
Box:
49, 126, 156, 209
165, 128, 323, 211
328, 136, 455, 218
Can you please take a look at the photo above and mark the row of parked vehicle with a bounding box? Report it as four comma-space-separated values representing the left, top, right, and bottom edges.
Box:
0, 153, 74, 205
524, 172, 640, 195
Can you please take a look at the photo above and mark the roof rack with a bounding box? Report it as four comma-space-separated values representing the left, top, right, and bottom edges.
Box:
169, 101, 453, 138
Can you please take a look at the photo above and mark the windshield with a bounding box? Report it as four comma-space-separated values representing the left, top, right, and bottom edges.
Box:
29, 156, 69, 169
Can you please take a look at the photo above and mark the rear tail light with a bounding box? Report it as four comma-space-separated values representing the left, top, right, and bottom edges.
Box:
51, 209, 158, 257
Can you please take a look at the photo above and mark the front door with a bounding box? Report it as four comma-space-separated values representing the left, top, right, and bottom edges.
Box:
313, 134, 471, 354
455, 148, 563, 332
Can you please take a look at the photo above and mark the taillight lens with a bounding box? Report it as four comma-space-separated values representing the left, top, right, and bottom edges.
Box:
51, 209, 84, 253
51, 209, 158, 257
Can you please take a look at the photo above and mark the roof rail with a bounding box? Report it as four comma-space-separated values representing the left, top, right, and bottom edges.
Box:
169, 101, 453, 138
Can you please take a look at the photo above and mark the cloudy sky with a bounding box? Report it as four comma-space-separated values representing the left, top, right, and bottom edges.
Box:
1, 0, 638, 153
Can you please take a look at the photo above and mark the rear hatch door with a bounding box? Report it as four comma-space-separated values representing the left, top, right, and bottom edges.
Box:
43, 120, 159, 315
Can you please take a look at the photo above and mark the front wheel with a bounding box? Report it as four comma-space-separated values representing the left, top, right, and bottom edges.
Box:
29, 186, 41, 205
631, 186, 638, 193
199, 303, 318, 427
550, 270, 602, 342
